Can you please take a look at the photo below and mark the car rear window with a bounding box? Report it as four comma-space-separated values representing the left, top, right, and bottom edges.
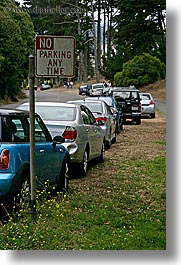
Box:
36, 106, 76, 121
84, 102, 102, 113
140, 94, 151, 100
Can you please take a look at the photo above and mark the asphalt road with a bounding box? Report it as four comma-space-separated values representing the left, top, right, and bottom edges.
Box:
155, 100, 166, 114
2, 89, 84, 109
2, 89, 166, 114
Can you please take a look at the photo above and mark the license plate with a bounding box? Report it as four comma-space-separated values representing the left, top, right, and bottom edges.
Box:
132, 106, 138, 110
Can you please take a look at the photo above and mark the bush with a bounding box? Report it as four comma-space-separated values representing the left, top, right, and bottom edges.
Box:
114, 53, 166, 87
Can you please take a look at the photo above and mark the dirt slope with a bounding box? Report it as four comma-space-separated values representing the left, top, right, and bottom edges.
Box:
139, 79, 166, 102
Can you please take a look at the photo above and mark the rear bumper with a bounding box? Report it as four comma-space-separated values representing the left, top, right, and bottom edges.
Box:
123, 112, 141, 118
62, 142, 85, 164
141, 106, 155, 114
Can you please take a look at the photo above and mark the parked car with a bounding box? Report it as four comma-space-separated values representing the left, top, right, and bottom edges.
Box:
89, 83, 105, 96
79, 84, 92, 96
17, 102, 105, 178
111, 87, 142, 125
140, 92, 156, 118
85, 96, 124, 134
67, 99, 117, 149
0, 108, 70, 213
40, 79, 53, 90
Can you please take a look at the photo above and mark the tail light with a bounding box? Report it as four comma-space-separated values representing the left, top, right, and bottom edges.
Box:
0, 149, 10, 170
138, 103, 142, 111
63, 126, 77, 141
96, 117, 107, 124
150, 100, 155, 105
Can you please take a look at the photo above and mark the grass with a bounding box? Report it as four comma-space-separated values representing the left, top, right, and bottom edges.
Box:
0, 156, 166, 250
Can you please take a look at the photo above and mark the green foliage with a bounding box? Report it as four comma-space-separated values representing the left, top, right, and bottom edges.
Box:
102, 0, 166, 81
114, 53, 166, 87
0, 0, 35, 99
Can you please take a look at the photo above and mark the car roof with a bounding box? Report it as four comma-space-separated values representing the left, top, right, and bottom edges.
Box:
0, 108, 29, 116
112, 87, 140, 92
18, 102, 77, 108
92, 83, 104, 85
139, 92, 152, 96
68, 99, 105, 105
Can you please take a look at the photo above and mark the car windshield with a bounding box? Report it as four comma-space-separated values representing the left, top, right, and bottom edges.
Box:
36, 106, 76, 121
84, 102, 102, 113
100, 97, 113, 106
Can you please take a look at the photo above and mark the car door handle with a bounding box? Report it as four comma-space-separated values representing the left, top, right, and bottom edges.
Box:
40, 149, 45, 154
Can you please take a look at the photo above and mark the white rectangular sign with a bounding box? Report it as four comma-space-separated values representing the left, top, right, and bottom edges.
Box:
35, 36, 75, 77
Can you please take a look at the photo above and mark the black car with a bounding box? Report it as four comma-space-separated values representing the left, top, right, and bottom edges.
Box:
111, 87, 142, 125
79, 84, 92, 96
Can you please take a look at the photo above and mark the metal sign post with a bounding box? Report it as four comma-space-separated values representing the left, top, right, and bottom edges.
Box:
29, 54, 36, 221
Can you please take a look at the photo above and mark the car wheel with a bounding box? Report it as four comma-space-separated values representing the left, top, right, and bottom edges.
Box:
11, 176, 31, 213
116, 123, 121, 134
58, 157, 69, 192
150, 113, 155, 118
79, 149, 89, 178
120, 122, 123, 130
98, 142, 105, 163
112, 131, 117, 144
105, 139, 111, 149
135, 117, 141, 125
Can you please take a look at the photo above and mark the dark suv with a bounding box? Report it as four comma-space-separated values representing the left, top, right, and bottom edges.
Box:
111, 87, 142, 125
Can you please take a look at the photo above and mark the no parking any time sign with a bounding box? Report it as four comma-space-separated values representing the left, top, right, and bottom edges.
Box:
35, 35, 75, 77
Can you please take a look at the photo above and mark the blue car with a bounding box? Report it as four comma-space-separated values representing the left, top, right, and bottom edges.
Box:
0, 108, 69, 213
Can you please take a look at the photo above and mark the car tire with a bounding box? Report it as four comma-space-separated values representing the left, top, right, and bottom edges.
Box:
111, 131, 117, 144
116, 123, 121, 134
57, 157, 70, 192
150, 113, 155, 118
135, 117, 141, 125
98, 142, 105, 163
120, 122, 123, 130
8, 175, 31, 214
78, 149, 89, 178
105, 139, 111, 149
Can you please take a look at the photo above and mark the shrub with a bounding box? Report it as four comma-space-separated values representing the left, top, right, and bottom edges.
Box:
114, 53, 166, 87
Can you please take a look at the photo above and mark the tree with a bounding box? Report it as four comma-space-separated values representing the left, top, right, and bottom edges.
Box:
0, 0, 35, 100
114, 53, 166, 87
102, 0, 166, 81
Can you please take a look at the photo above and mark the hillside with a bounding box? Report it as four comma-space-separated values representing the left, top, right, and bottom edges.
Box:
139, 79, 166, 102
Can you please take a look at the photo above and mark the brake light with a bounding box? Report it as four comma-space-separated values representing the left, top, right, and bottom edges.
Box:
150, 100, 155, 105
96, 117, 107, 124
0, 149, 10, 170
63, 126, 77, 141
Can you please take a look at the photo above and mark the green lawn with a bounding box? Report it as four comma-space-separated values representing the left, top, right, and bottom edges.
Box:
0, 156, 166, 250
